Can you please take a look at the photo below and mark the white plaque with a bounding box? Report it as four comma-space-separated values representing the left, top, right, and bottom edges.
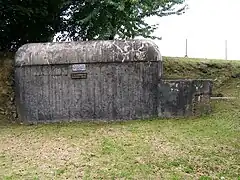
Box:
72, 64, 86, 72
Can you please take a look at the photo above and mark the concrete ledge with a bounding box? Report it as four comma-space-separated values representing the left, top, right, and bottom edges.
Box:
158, 79, 213, 118
211, 97, 237, 100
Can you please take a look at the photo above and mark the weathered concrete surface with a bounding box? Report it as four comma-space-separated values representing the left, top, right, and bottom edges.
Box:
158, 79, 213, 117
15, 40, 213, 123
15, 40, 163, 123
15, 40, 162, 66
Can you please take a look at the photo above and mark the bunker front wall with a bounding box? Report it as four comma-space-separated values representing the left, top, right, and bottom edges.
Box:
15, 67, 213, 123
15, 62, 162, 123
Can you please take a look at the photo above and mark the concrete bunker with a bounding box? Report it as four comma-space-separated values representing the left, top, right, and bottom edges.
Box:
15, 40, 163, 123
14, 40, 212, 123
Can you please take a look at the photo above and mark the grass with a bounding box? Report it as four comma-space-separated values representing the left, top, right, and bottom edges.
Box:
0, 100, 239, 179
0, 56, 240, 179
163, 57, 240, 95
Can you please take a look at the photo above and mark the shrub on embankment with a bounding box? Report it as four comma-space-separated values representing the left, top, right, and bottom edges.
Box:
0, 53, 15, 122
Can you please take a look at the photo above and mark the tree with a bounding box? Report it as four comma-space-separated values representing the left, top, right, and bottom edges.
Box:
0, 0, 187, 52
58, 0, 187, 41
0, 0, 68, 51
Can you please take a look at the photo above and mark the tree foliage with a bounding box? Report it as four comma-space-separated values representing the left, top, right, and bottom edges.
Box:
0, 0, 67, 51
0, 0, 187, 51
58, 0, 187, 41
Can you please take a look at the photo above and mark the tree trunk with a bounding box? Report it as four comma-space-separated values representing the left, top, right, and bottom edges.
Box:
108, 35, 114, 40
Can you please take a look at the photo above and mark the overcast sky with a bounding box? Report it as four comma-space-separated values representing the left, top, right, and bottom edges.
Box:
148, 0, 240, 60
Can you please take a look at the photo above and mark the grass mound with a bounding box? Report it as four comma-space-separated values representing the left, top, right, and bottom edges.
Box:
163, 57, 240, 97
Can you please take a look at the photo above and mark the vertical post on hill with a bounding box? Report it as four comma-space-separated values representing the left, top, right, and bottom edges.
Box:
185, 38, 188, 58
225, 40, 228, 60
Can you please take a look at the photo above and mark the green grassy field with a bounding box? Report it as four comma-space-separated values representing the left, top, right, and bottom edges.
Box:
0, 57, 239, 179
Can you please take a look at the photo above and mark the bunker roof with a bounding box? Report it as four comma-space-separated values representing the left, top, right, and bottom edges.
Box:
15, 40, 162, 66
